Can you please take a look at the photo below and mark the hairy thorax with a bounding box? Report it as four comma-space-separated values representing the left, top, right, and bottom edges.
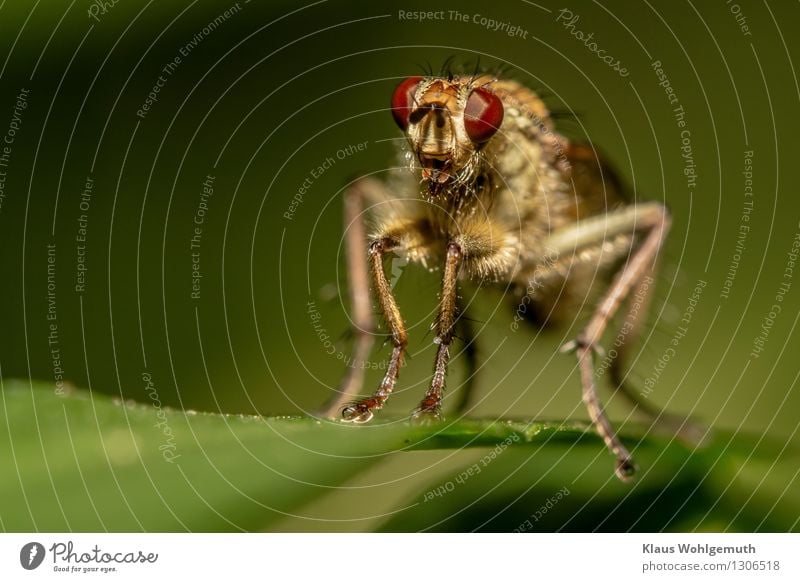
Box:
371, 78, 622, 292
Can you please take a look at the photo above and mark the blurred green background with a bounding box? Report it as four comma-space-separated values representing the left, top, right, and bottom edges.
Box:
0, 0, 798, 531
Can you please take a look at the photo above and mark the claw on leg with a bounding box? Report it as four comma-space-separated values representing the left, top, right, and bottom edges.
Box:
341, 400, 377, 423
615, 456, 638, 482
410, 397, 443, 424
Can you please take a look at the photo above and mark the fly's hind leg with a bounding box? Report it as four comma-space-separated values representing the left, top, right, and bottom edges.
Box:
608, 271, 706, 445
552, 202, 671, 481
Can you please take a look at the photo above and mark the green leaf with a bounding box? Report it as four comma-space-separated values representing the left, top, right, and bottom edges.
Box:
1, 380, 797, 532
0, 380, 411, 531
378, 425, 800, 532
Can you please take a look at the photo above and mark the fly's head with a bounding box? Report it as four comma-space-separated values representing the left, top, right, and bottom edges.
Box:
390, 75, 504, 196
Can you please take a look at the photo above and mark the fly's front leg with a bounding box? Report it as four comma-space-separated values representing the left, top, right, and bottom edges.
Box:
452, 294, 478, 415
412, 242, 463, 421
552, 201, 670, 481
317, 179, 383, 418
340, 236, 408, 423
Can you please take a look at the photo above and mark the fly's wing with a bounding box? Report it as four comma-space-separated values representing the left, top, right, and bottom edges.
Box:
562, 141, 630, 220
514, 142, 636, 328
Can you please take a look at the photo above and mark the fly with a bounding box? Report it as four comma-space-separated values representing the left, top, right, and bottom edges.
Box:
318, 69, 698, 481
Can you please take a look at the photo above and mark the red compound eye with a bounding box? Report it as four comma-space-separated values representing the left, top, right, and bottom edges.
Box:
390, 76, 423, 130
464, 87, 504, 143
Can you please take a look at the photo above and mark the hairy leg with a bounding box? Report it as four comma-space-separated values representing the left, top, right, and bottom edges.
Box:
609, 271, 705, 444
340, 235, 408, 423
553, 201, 670, 481
412, 242, 463, 421
452, 294, 478, 415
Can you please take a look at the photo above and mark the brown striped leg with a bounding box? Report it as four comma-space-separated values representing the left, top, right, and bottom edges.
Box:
412, 242, 463, 422
452, 294, 478, 415
340, 237, 407, 423
609, 272, 706, 445
556, 202, 670, 481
